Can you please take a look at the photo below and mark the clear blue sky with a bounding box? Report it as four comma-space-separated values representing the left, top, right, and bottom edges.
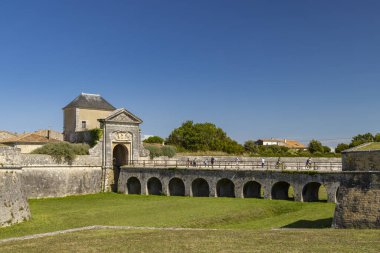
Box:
1, 0, 379, 147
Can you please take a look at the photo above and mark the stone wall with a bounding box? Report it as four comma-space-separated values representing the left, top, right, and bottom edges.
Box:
0, 168, 31, 227
333, 149, 380, 228
22, 166, 103, 198
333, 172, 380, 228
1, 146, 104, 199
342, 150, 380, 171
118, 167, 342, 203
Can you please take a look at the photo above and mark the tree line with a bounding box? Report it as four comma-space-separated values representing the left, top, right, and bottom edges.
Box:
144, 121, 379, 157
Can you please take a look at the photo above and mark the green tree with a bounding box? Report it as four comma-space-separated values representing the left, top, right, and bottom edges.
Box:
166, 121, 244, 154
323, 146, 331, 153
335, 143, 349, 153
374, 133, 380, 142
143, 136, 164, 144
244, 140, 258, 153
308, 140, 324, 154
349, 133, 374, 147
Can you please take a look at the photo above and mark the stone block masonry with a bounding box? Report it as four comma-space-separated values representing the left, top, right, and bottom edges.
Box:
332, 150, 380, 228
0, 168, 31, 227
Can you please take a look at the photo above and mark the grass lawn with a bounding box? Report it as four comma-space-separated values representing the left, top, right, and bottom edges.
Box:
355, 142, 380, 151
0, 193, 379, 252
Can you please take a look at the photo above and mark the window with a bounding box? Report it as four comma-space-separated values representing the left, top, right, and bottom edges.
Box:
82, 121, 87, 129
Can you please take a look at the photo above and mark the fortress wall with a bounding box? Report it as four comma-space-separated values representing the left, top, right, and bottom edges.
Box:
342, 150, 380, 171
22, 166, 103, 198
333, 172, 380, 228
333, 150, 380, 228
0, 168, 31, 227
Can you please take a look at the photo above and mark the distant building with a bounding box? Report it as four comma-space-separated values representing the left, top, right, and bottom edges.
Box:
0, 133, 60, 153
33, 129, 64, 141
63, 93, 116, 142
256, 138, 305, 149
0, 131, 17, 141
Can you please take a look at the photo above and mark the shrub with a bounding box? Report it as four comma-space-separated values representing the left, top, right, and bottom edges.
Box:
32, 142, 89, 164
335, 143, 350, 153
161, 145, 176, 158
88, 128, 103, 147
144, 145, 162, 159
143, 136, 164, 144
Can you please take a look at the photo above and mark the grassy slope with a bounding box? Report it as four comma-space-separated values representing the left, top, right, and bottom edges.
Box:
0, 193, 335, 239
355, 142, 380, 151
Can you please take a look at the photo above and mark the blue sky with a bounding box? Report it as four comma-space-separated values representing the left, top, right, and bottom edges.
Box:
0, 0, 379, 147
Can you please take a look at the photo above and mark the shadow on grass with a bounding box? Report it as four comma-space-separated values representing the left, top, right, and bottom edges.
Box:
282, 218, 333, 229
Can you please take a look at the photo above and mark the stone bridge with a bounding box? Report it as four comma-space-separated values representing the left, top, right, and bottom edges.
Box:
117, 167, 361, 203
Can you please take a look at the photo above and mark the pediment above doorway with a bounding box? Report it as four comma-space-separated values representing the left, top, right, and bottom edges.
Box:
104, 108, 143, 124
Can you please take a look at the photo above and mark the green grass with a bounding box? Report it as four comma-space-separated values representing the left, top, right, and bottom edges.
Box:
0, 193, 335, 239
355, 142, 380, 151
1, 228, 379, 253
1, 194, 378, 252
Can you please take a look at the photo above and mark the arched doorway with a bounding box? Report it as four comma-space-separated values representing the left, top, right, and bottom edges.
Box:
192, 178, 210, 197
127, 177, 141, 195
169, 178, 185, 196
243, 181, 262, 198
217, 178, 235, 198
271, 181, 293, 200
112, 144, 129, 192
302, 182, 327, 202
147, 177, 163, 195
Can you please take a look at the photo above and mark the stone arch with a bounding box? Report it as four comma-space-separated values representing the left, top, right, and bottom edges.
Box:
271, 181, 293, 200
113, 144, 129, 166
127, 177, 141, 195
147, 177, 162, 195
302, 182, 327, 202
112, 144, 129, 192
169, 177, 185, 196
243, 181, 262, 198
191, 178, 210, 197
217, 178, 235, 198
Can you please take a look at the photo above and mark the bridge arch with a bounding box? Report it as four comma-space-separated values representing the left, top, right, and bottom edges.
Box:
302, 182, 327, 202
191, 178, 210, 197
147, 177, 162, 195
217, 178, 235, 198
271, 181, 294, 200
243, 181, 262, 198
127, 177, 141, 194
169, 177, 185, 196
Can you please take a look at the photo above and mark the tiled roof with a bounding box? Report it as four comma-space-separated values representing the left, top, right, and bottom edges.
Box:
258, 139, 305, 149
0, 133, 61, 144
63, 93, 116, 111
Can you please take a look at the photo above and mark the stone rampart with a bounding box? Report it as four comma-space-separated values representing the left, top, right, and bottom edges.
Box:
0, 168, 31, 227
22, 166, 103, 198
333, 150, 380, 228
342, 150, 380, 171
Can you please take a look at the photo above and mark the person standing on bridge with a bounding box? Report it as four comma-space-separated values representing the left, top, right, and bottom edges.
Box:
211, 157, 215, 168
261, 158, 265, 168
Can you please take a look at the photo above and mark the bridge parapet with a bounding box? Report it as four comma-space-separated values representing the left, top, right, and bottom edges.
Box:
126, 159, 342, 172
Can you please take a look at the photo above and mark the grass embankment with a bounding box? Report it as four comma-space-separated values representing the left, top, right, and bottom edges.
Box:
1, 193, 333, 239
0, 194, 379, 252
355, 142, 380, 151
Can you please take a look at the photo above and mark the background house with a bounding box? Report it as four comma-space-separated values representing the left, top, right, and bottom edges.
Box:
256, 138, 305, 150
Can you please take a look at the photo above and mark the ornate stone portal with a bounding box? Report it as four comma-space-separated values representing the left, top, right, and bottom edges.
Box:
99, 108, 147, 192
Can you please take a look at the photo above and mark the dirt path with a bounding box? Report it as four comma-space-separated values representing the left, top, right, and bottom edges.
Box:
0, 225, 219, 244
